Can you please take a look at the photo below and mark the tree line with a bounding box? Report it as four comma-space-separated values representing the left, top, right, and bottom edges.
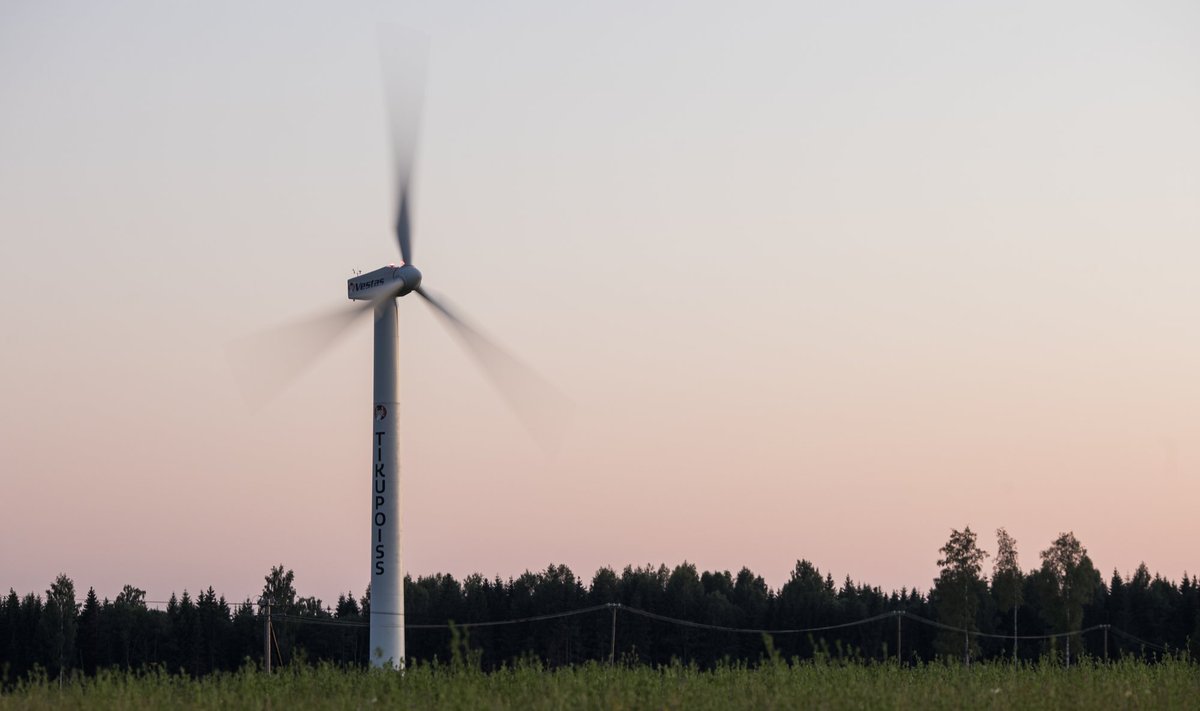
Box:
3, 528, 1197, 681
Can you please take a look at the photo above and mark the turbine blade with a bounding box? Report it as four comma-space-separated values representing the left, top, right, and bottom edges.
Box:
378, 26, 428, 265
395, 188, 413, 267
416, 287, 571, 448
228, 290, 399, 405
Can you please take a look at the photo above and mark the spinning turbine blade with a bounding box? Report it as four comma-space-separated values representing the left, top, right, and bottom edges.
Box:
395, 189, 413, 266
228, 305, 363, 404
416, 287, 570, 448
378, 26, 428, 265
229, 287, 404, 404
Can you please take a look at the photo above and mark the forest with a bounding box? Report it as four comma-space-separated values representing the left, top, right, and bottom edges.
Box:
3, 528, 1197, 682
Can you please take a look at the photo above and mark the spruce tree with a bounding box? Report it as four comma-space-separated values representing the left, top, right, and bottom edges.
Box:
77, 588, 101, 674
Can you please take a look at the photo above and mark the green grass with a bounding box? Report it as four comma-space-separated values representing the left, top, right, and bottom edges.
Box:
3, 658, 1198, 710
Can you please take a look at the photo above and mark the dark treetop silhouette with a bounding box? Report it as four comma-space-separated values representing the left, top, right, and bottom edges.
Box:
3, 529, 1197, 680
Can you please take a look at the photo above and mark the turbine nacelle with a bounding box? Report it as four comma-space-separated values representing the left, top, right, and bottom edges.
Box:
348, 264, 423, 301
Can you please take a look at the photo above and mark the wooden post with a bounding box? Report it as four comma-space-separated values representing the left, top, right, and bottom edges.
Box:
895, 611, 901, 665
58, 609, 64, 689
264, 600, 273, 674
609, 604, 617, 666
1013, 607, 1018, 662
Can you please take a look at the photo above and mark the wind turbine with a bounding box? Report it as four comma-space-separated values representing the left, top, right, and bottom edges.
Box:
235, 30, 565, 670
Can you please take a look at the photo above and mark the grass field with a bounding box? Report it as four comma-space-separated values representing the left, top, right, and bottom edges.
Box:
3, 658, 1197, 710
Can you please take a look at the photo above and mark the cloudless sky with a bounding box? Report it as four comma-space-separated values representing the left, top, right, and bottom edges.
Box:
2, 0, 1198, 607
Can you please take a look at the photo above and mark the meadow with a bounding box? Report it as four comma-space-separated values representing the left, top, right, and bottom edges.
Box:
3, 657, 1197, 710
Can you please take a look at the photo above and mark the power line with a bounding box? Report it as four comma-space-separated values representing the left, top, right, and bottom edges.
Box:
272, 614, 368, 628
409, 604, 614, 630
107, 600, 1177, 653
618, 606, 897, 635
1108, 627, 1170, 653
269, 604, 1173, 652
272, 604, 614, 630
900, 612, 1107, 641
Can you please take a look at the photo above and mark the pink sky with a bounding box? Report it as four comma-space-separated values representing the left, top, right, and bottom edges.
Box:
1, 1, 1197, 606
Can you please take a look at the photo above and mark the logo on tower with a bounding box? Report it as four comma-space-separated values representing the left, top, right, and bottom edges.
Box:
375, 404, 388, 421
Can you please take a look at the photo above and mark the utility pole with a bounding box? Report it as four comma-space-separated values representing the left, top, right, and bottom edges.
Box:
609, 604, 617, 666
263, 599, 273, 674
1013, 607, 1018, 662
58, 607, 64, 690
895, 611, 902, 665
1103, 625, 1108, 662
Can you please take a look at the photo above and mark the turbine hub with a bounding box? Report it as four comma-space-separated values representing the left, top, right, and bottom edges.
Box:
347, 264, 422, 301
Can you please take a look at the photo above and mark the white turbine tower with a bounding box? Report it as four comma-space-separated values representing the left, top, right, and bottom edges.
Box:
234, 29, 565, 670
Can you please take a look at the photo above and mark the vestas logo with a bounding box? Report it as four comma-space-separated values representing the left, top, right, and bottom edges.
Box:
352, 279, 386, 292
375, 404, 388, 421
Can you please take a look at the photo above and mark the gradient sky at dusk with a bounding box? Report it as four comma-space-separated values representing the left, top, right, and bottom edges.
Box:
2, 0, 1198, 607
